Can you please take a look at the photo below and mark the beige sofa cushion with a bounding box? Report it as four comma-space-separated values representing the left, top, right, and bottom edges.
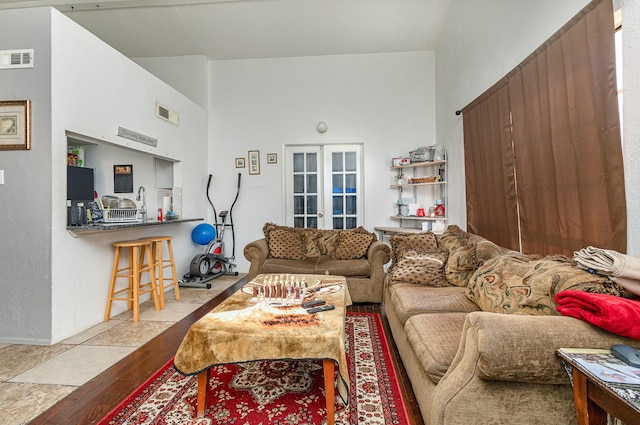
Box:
405, 313, 467, 383
466, 252, 625, 315
387, 250, 449, 287
316, 256, 371, 276
261, 258, 318, 275
263, 223, 321, 258
387, 284, 480, 325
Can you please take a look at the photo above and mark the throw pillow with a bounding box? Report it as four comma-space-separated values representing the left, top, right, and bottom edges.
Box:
438, 225, 481, 287
332, 231, 375, 260
263, 223, 321, 258
389, 232, 439, 269
267, 229, 305, 260
466, 252, 625, 315
387, 250, 450, 287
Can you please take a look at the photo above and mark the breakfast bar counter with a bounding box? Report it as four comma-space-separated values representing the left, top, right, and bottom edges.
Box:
66, 217, 204, 236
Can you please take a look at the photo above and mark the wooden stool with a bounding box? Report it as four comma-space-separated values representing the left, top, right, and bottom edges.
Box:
104, 239, 160, 322
140, 236, 180, 309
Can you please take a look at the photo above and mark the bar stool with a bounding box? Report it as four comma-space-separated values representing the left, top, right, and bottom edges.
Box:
139, 236, 180, 309
104, 239, 160, 322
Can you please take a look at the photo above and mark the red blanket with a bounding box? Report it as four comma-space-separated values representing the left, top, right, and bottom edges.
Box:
555, 290, 640, 340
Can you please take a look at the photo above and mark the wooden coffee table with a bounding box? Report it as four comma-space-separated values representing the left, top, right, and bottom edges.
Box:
174, 274, 351, 425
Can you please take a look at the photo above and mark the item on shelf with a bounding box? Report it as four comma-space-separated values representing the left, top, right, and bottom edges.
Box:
435, 199, 445, 217
409, 176, 437, 184
392, 157, 411, 166
409, 146, 434, 163
417, 208, 426, 217
433, 145, 447, 161
428, 207, 436, 218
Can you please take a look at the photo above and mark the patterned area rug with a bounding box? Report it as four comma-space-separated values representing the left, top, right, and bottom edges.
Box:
98, 312, 409, 425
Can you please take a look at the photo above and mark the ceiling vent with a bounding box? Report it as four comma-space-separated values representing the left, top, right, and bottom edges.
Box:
156, 102, 180, 126
0, 49, 34, 69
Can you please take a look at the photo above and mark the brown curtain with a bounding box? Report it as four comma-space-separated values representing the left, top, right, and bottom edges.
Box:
463, 82, 520, 251
463, 0, 625, 256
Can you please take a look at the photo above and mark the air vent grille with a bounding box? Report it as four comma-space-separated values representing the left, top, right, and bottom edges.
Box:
156, 102, 179, 126
0, 49, 33, 69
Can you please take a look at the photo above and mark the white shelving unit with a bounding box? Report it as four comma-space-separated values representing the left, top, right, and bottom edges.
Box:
379, 160, 448, 237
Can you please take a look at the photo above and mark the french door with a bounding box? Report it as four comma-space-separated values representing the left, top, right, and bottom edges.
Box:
284, 144, 363, 230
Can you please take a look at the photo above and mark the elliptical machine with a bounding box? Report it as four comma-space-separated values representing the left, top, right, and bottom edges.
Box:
180, 173, 241, 289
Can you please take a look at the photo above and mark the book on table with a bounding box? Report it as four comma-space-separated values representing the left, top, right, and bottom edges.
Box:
558, 348, 640, 385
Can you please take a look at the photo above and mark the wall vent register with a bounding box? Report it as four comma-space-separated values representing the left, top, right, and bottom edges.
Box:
0, 49, 33, 69
156, 102, 180, 126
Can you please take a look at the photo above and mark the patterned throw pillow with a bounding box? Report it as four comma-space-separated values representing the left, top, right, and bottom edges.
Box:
466, 252, 625, 315
389, 232, 439, 269
267, 229, 305, 260
438, 225, 481, 287
387, 250, 449, 287
332, 231, 375, 260
263, 223, 321, 258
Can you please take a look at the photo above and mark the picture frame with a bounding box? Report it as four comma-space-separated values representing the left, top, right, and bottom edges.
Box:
267, 153, 278, 164
248, 150, 260, 175
114, 164, 133, 193
0, 100, 31, 150
235, 157, 246, 168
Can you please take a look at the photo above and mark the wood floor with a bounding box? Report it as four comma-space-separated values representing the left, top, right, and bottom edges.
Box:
29, 278, 425, 425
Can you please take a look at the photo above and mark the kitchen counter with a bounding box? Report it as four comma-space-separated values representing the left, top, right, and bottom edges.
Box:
67, 217, 204, 236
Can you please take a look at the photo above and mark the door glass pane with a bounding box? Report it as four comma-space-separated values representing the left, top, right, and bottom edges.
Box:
333, 217, 344, 230
345, 152, 357, 171
332, 174, 343, 193
294, 175, 304, 193
333, 196, 343, 215
332, 152, 343, 172
294, 196, 304, 214
293, 153, 304, 173
345, 173, 356, 193
307, 174, 317, 193
307, 195, 317, 214
294, 217, 305, 228
307, 217, 317, 229
346, 195, 356, 214
346, 217, 357, 229
306, 153, 317, 172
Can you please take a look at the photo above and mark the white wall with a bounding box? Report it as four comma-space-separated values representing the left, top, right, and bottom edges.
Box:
0, 7, 53, 344
133, 55, 209, 109
0, 7, 209, 344
208, 52, 436, 272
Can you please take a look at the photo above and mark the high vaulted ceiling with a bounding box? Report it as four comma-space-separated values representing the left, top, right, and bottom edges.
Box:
0, 0, 453, 59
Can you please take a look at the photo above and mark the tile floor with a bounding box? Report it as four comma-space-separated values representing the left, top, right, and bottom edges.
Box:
0, 274, 243, 425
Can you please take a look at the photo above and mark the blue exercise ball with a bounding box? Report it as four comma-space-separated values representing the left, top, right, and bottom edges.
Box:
191, 223, 216, 245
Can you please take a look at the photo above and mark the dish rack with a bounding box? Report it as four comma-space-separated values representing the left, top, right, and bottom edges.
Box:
102, 208, 139, 222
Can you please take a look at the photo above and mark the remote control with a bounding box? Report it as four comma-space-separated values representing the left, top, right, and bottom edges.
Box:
302, 299, 325, 308
307, 304, 335, 314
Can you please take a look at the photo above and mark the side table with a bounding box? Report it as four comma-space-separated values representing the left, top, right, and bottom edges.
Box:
557, 348, 640, 425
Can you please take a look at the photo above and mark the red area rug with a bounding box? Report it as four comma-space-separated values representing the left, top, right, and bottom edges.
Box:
98, 312, 409, 425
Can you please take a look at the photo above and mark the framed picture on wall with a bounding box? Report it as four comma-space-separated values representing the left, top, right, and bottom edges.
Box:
235, 157, 245, 168
248, 150, 260, 175
0, 100, 31, 150
267, 153, 277, 164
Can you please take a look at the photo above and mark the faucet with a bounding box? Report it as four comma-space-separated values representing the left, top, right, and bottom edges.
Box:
136, 186, 147, 221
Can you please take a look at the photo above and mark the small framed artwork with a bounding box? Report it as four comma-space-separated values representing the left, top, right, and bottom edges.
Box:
235, 157, 245, 168
248, 150, 260, 175
267, 153, 277, 164
0, 100, 31, 150
114, 164, 133, 193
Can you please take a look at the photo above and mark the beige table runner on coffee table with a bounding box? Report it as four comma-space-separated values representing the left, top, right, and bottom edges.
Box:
174, 273, 351, 424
